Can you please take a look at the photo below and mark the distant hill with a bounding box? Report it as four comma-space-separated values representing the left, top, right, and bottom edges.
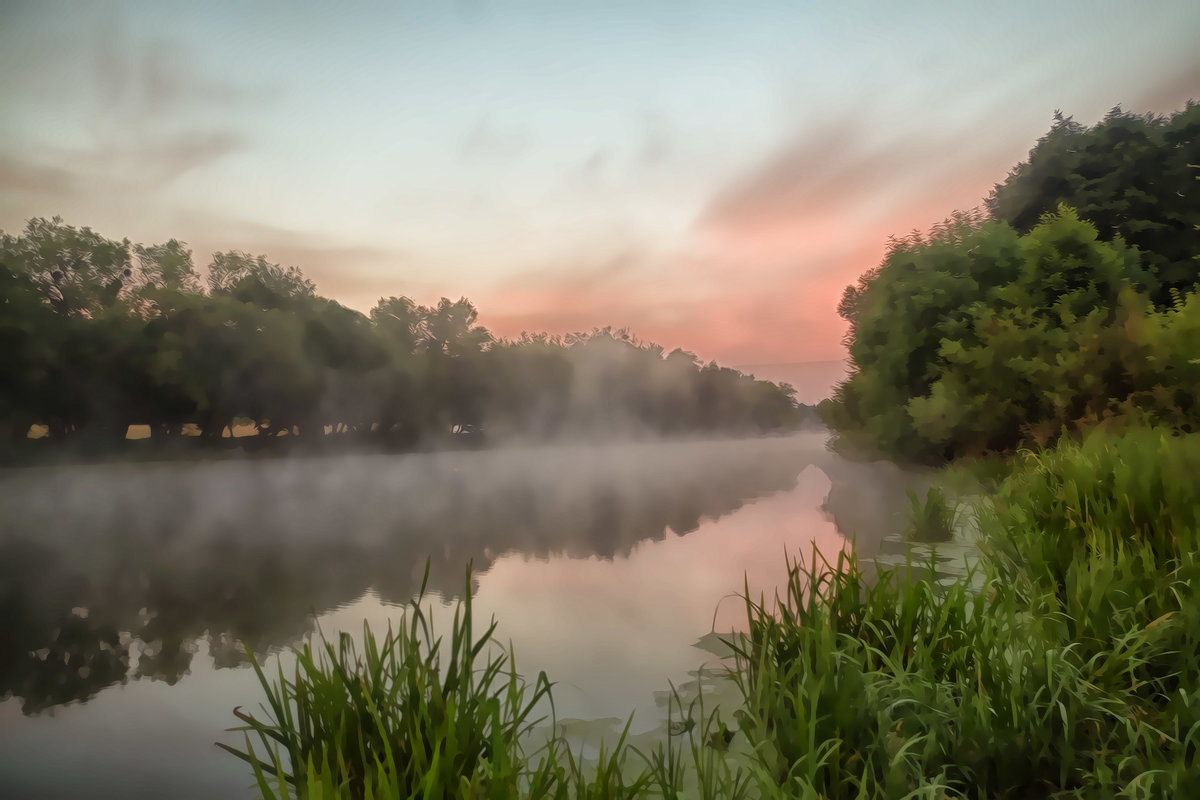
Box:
734, 360, 848, 406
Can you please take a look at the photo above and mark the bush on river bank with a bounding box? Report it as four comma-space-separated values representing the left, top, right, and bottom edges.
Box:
823, 103, 1200, 462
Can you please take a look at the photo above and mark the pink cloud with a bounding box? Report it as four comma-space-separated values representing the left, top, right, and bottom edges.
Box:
471, 140, 1012, 369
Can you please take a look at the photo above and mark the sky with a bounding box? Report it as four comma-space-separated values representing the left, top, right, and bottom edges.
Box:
1, 0, 1198, 381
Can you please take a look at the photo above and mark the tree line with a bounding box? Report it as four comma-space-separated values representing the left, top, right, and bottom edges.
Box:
824, 102, 1200, 461
0, 218, 806, 452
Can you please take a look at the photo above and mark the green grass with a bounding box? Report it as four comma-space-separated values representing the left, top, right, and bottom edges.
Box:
735, 427, 1200, 797
219, 563, 565, 798
224, 427, 1200, 798
939, 455, 1013, 495
220, 564, 741, 799
902, 485, 960, 543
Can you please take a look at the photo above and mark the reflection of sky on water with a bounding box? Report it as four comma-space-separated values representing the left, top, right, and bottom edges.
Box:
0, 435, 905, 799
320, 463, 841, 730
0, 659, 259, 799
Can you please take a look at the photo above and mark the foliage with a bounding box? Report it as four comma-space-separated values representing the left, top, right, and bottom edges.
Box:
829, 206, 1155, 460
221, 566, 563, 798
0, 218, 802, 453
222, 565, 749, 799
988, 104, 1200, 305
732, 429, 1200, 798
828, 101, 1200, 461
937, 456, 1013, 495
984, 427, 1200, 609
902, 486, 958, 543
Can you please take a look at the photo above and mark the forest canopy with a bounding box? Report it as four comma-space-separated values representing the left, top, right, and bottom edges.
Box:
0, 218, 806, 453
825, 102, 1200, 462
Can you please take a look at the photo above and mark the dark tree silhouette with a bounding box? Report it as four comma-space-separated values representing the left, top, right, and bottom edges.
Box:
0, 219, 805, 456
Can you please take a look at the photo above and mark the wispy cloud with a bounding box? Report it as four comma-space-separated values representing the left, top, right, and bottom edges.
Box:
3, 0, 1195, 378
0, 154, 76, 197
0, 11, 273, 222
76, 130, 248, 190
91, 32, 256, 124
83, 16, 270, 185
172, 213, 420, 308
473, 104, 1024, 365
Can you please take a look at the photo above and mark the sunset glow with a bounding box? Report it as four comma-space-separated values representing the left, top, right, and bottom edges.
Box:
2, 0, 1197, 393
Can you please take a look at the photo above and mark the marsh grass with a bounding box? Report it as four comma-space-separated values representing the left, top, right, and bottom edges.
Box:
940, 456, 1013, 495
220, 564, 721, 799
733, 428, 1200, 797
902, 486, 960, 543
639, 680, 754, 800
219, 563, 564, 798
225, 428, 1200, 798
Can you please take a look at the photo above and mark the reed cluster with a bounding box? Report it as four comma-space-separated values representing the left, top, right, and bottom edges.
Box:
738, 427, 1200, 797
902, 486, 960, 543
221, 566, 747, 799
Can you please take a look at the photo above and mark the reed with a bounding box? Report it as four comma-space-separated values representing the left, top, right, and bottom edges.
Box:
902, 485, 960, 543
220, 563, 561, 798
734, 428, 1200, 797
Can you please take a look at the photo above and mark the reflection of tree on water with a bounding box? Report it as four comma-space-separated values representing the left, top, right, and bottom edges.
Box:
0, 539, 130, 715
10, 612, 129, 716
0, 438, 819, 715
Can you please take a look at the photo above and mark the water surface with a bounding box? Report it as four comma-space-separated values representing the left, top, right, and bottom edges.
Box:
0, 433, 914, 798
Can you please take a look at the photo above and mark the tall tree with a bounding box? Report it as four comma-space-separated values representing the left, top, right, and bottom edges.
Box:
988, 104, 1200, 304
1, 218, 134, 316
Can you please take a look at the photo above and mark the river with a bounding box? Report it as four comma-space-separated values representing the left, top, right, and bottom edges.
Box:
0, 433, 920, 798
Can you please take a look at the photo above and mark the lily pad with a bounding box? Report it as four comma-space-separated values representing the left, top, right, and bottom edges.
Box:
692, 631, 746, 659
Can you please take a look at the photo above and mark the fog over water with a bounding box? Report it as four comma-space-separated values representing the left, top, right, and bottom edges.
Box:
0, 433, 921, 798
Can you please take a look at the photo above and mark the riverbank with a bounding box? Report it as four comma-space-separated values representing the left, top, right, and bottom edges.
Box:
1, 424, 826, 470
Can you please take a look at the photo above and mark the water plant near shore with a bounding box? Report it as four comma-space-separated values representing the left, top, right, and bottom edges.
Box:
902, 485, 959, 543
219, 564, 565, 798
220, 564, 698, 798
734, 428, 1200, 797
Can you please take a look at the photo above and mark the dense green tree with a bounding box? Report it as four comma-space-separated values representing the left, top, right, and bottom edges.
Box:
830, 100, 1200, 461
988, 104, 1200, 304
831, 208, 1150, 460
831, 212, 1012, 456
1, 217, 135, 316
368, 297, 426, 441
301, 298, 387, 436
136, 239, 203, 294
1114, 288, 1200, 431
207, 250, 317, 301
0, 263, 65, 439
419, 298, 492, 435
371, 296, 424, 354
